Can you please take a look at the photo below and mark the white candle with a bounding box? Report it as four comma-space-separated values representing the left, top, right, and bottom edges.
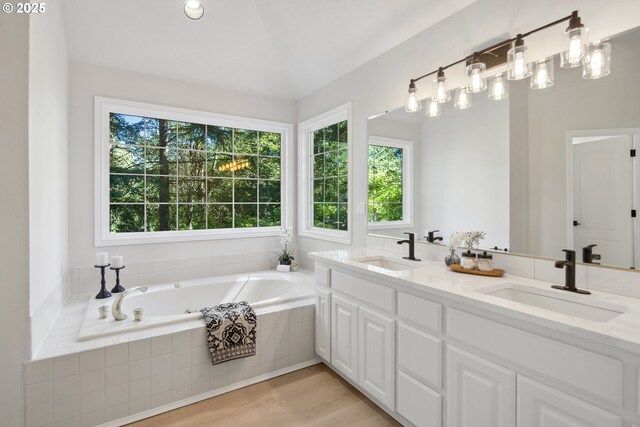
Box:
95, 252, 108, 266
112, 255, 124, 269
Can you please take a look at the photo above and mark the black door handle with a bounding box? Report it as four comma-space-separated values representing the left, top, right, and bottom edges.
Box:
573, 221, 581, 226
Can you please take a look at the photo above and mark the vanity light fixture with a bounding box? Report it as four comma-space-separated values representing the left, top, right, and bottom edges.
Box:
403, 11, 609, 114
582, 41, 611, 79
184, 0, 204, 20
530, 58, 554, 89
405, 81, 422, 112
560, 11, 587, 68
507, 35, 531, 80
488, 74, 509, 100
433, 68, 451, 103
466, 54, 487, 93
426, 99, 441, 117
454, 88, 472, 110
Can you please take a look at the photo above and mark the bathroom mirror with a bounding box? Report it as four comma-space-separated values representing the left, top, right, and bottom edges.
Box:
367, 26, 640, 270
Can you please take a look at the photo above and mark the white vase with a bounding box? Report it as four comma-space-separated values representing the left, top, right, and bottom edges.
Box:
276, 264, 291, 272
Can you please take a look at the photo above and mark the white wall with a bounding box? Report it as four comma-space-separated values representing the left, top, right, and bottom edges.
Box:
367, 117, 421, 238
295, 0, 640, 264
28, 0, 70, 355
421, 96, 510, 249
68, 63, 297, 269
0, 12, 31, 427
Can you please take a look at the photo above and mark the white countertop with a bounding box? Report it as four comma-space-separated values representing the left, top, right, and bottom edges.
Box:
310, 248, 640, 354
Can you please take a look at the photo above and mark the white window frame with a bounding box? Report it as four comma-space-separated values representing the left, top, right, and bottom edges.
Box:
367, 135, 413, 230
298, 102, 352, 244
95, 96, 294, 246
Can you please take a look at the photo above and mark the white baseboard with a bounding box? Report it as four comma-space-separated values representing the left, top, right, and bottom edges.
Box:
104, 358, 322, 427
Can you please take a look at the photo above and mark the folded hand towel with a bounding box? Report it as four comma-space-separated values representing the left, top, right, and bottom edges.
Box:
200, 301, 257, 365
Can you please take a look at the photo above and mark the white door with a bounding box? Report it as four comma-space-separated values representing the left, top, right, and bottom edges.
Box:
572, 135, 634, 268
331, 294, 358, 382
358, 306, 395, 409
315, 288, 331, 362
517, 376, 621, 427
447, 345, 516, 427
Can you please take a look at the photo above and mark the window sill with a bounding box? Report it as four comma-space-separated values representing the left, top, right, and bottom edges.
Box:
96, 227, 281, 247
368, 221, 413, 231
298, 228, 351, 245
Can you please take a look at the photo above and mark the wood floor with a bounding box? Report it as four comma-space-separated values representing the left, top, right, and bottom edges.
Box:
127, 363, 401, 427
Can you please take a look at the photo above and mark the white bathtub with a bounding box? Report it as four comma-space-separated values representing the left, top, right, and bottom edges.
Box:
78, 270, 314, 341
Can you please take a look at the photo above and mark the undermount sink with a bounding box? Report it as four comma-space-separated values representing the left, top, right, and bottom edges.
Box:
480, 283, 627, 322
353, 256, 418, 272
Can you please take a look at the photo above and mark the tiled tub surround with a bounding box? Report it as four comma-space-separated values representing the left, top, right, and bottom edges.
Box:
366, 234, 640, 299
24, 300, 317, 427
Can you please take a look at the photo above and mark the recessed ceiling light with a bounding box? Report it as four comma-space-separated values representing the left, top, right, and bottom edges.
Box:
184, 0, 204, 20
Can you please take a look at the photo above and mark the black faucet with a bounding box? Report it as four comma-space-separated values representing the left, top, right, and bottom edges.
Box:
426, 230, 443, 243
582, 244, 601, 264
552, 249, 590, 294
397, 232, 420, 261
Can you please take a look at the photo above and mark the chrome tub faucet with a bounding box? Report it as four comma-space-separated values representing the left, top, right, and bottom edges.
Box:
112, 286, 148, 321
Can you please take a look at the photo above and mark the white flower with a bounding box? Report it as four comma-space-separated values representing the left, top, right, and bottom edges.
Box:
448, 231, 465, 250
279, 226, 293, 247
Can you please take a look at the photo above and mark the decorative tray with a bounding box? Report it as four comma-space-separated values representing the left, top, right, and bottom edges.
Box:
449, 263, 505, 277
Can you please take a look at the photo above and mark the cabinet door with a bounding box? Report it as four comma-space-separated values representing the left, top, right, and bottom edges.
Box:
315, 288, 331, 361
447, 345, 515, 427
358, 306, 395, 409
517, 376, 621, 427
331, 294, 358, 382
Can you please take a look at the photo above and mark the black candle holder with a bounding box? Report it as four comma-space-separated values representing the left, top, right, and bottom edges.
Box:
95, 264, 112, 299
110, 265, 126, 293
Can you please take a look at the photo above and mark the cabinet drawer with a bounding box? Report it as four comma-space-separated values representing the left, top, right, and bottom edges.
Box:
397, 322, 441, 389
331, 270, 394, 313
517, 376, 621, 427
397, 370, 441, 427
315, 265, 331, 287
447, 308, 623, 405
398, 291, 441, 334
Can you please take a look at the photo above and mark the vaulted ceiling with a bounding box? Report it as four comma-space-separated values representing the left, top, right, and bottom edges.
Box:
61, 0, 475, 99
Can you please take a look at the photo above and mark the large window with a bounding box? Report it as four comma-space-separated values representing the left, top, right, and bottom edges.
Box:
298, 103, 351, 243
311, 120, 348, 230
96, 98, 293, 245
367, 136, 412, 229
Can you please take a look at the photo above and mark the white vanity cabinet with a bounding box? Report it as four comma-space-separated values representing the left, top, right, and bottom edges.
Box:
331, 293, 359, 382
395, 290, 444, 426
359, 306, 395, 409
517, 376, 622, 427
447, 345, 516, 427
313, 260, 635, 427
314, 287, 331, 361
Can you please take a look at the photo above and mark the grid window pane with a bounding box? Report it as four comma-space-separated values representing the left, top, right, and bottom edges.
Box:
109, 113, 282, 233
110, 145, 144, 174
259, 204, 281, 227
368, 144, 405, 223
110, 175, 144, 203
310, 120, 348, 231
235, 204, 258, 228
207, 204, 233, 229
110, 204, 145, 232
146, 204, 175, 231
